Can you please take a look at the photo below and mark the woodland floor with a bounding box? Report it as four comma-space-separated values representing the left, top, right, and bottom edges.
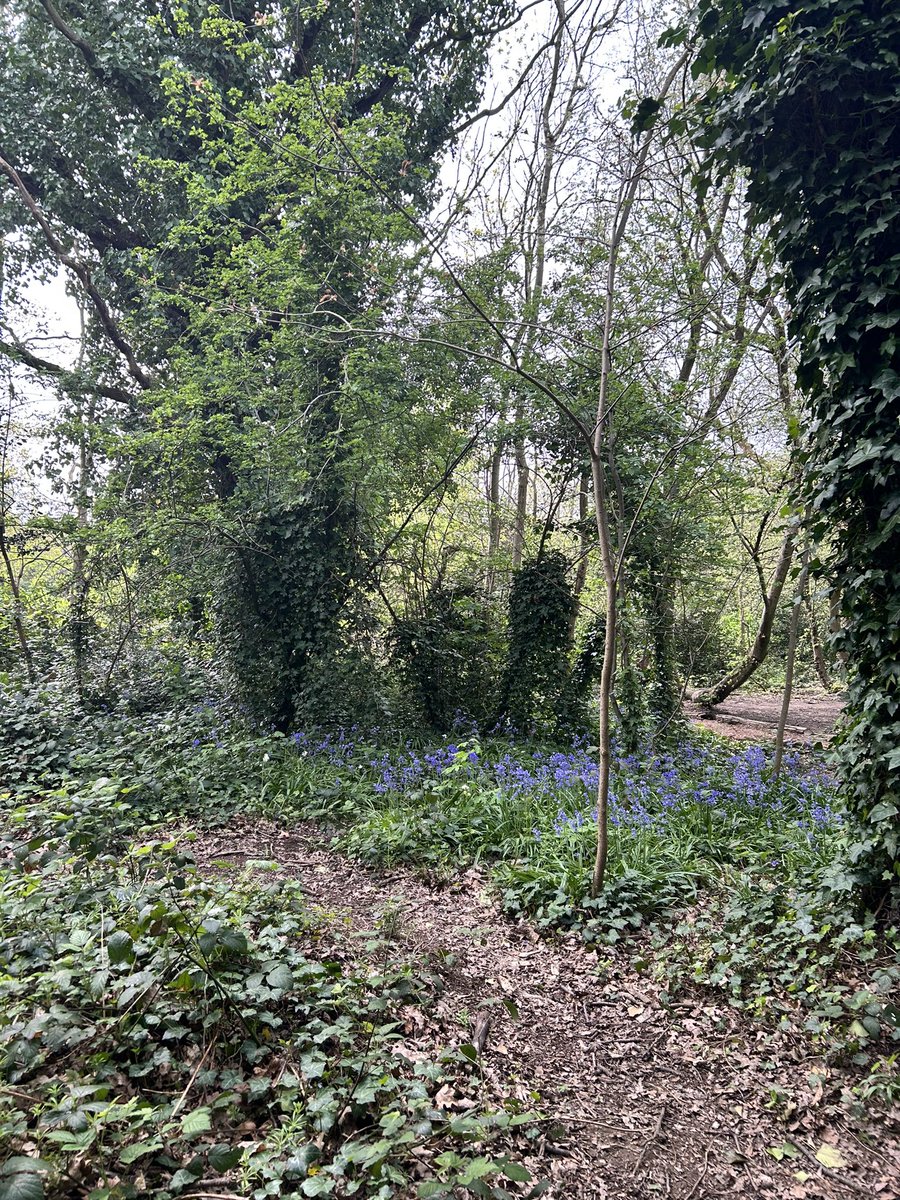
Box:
687, 690, 843, 743
192, 816, 899, 1200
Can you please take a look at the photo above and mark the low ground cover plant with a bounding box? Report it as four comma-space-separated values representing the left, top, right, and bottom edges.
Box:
274, 729, 899, 1059
1, 686, 897, 1139
0, 777, 540, 1199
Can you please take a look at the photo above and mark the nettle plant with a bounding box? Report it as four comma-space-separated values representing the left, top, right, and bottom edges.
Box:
0, 786, 538, 1200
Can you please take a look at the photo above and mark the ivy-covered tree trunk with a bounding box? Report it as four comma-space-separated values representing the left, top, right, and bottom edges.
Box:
684, 0, 900, 893
647, 570, 682, 734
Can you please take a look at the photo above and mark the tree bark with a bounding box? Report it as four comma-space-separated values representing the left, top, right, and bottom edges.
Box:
486, 441, 503, 591
567, 470, 590, 647
773, 552, 809, 777
511, 434, 529, 569
698, 526, 797, 706
803, 581, 832, 691
0, 518, 35, 683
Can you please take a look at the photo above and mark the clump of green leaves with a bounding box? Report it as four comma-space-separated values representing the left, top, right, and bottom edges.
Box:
390, 584, 504, 733
0, 786, 534, 1199
498, 552, 578, 736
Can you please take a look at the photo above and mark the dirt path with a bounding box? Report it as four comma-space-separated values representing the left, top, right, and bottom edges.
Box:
193, 819, 897, 1200
687, 690, 843, 743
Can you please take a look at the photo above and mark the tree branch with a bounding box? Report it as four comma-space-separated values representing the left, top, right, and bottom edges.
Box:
0, 338, 135, 405
0, 154, 153, 390
38, 0, 97, 64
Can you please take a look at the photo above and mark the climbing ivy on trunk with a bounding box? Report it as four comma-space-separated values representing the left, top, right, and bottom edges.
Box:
670, 0, 900, 893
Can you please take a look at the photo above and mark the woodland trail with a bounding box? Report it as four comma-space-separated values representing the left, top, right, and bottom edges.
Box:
688, 690, 843, 744
193, 818, 898, 1200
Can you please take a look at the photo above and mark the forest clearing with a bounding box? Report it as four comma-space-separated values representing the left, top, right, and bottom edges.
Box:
1, 0, 898, 1198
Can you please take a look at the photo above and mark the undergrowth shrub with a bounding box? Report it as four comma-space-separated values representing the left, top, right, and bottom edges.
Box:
0, 787, 539, 1200
390, 585, 503, 732
498, 553, 576, 737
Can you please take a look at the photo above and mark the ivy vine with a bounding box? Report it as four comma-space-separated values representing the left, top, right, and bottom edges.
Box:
671, 0, 900, 892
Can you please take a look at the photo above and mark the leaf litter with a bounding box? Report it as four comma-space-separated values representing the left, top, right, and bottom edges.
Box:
192, 817, 900, 1200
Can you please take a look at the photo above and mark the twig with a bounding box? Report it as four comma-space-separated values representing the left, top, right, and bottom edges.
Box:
682, 1146, 712, 1200
183, 1193, 248, 1199
171, 1040, 215, 1118
207, 849, 318, 866
793, 1141, 872, 1196
471, 1011, 491, 1055
632, 1104, 666, 1176
3, 1087, 42, 1105
551, 1113, 636, 1133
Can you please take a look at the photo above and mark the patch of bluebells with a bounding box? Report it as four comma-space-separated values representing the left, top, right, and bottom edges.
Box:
290, 727, 359, 764
283, 727, 840, 844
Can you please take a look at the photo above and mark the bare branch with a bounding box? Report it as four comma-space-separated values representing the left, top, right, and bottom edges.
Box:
0, 154, 153, 390
0, 338, 136, 406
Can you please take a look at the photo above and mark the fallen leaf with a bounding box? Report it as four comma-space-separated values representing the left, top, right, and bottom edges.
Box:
815, 1144, 847, 1170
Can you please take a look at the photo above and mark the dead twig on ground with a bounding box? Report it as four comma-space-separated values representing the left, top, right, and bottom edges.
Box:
794, 1141, 872, 1197
632, 1103, 666, 1176
172, 1039, 215, 1117
682, 1146, 713, 1200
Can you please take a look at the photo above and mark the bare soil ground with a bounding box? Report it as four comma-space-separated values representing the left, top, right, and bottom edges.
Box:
192, 818, 899, 1200
687, 690, 844, 744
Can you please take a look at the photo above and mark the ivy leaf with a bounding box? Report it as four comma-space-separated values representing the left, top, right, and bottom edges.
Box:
379, 1110, 406, 1136
208, 1145, 243, 1172
301, 1176, 334, 1196
266, 962, 294, 991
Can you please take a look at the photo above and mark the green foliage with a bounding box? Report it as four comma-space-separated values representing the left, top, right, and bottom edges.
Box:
269, 728, 899, 1051
0, 0, 516, 727
614, 660, 647, 756
498, 553, 577, 735
653, 880, 900, 1053
0, 783, 529, 1198
0, 682, 79, 785
219, 490, 369, 729
390, 585, 503, 732
674, 611, 730, 687
678, 0, 900, 891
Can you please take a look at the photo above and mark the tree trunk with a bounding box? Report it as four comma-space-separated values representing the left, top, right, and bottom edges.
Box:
0, 518, 35, 683
591, 450, 616, 898
698, 526, 796, 706
773, 552, 808, 777
648, 570, 681, 728
567, 470, 590, 648
70, 358, 93, 700
803, 582, 832, 691
511, 434, 529, 569
486, 441, 503, 592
